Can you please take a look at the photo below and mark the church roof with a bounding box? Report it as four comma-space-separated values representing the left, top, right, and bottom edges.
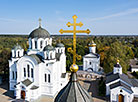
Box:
54, 73, 93, 102
28, 54, 44, 64
22, 79, 32, 87
106, 73, 132, 86
84, 53, 100, 58
56, 43, 64, 47
109, 81, 133, 93
129, 79, 138, 87
29, 27, 50, 38
30, 85, 39, 90
43, 45, 55, 51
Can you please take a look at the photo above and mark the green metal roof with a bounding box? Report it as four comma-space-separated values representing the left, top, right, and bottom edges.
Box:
22, 79, 32, 87
56, 43, 64, 47
29, 27, 50, 38
43, 45, 55, 51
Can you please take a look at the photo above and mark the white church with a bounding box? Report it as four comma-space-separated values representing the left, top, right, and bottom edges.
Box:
8, 20, 68, 101
83, 41, 101, 72
106, 60, 138, 102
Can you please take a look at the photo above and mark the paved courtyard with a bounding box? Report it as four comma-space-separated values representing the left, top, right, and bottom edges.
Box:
0, 80, 106, 102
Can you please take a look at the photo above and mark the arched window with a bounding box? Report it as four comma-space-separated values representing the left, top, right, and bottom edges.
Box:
89, 62, 91, 65
24, 68, 26, 77
50, 53, 52, 59
30, 40, 32, 49
31, 68, 33, 78
48, 74, 50, 83
45, 41, 47, 46
45, 74, 47, 82
27, 64, 30, 77
12, 71, 14, 79
35, 41, 37, 49
16, 71, 17, 79
40, 41, 43, 48
18, 51, 20, 57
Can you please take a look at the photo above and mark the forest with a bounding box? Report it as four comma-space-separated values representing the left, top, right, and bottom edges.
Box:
0, 35, 138, 79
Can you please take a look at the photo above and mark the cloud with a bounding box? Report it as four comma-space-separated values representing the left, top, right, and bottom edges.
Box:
89, 8, 138, 21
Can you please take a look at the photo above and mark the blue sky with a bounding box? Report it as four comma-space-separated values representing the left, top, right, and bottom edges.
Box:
0, 0, 138, 35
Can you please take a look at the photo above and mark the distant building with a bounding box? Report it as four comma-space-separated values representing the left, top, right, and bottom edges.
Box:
130, 58, 138, 72
106, 60, 138, 102
83, 41, 102, 73
8, 20, 68, 101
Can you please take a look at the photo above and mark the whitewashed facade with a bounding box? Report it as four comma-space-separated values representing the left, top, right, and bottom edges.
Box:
9, 25, 68, 101
83, 41, 101, 72
106, 61, 138, 102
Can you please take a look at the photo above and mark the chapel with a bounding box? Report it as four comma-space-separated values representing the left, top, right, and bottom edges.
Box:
106, 60, 138, 102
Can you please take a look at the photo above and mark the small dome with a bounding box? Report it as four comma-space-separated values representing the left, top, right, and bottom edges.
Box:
43, 45, 55, 51
13, 43, 22, 50
114, 64, 121, 68
89, 40, 96, 47
55, 73, 93, 102
29, 27, 50, 38
56, 43, 64, 47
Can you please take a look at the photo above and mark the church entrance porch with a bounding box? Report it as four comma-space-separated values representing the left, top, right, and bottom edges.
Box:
118, 94, 124, 102
21, 90, 25, 99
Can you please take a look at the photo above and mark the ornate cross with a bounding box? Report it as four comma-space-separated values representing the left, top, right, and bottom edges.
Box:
59, 15, 90, 64
39, 18, 42, 27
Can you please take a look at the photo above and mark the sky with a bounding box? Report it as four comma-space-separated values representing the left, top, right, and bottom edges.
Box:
0, 0, 138, 35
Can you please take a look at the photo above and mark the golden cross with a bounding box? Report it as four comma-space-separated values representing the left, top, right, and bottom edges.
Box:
39, 18, 42, 27
59, 15, 90, 64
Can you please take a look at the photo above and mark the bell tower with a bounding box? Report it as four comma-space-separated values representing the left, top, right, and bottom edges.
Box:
113, 59, 122, 74
88, 40, 96, 53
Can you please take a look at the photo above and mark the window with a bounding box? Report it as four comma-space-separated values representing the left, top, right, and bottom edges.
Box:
50, 53, 52, 59
18, 51, 20, 57
30, 40, 32, 49
35, 41, 37, 49
31, 68, 33, 78
46, 64, 48, 66
24, 68, 26, 77
40, 41, 43, 48
45, 41, 47, 46
45, 74, 47, 82
12, 71, 14, 79
16, 71, 17, 79
48, 74, 50, 83
27, 65, 30, 77
89, 62, 91, 65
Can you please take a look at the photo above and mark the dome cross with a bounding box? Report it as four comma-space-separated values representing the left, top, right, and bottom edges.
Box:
59, 15, 91, 65
39, 18, 42, 27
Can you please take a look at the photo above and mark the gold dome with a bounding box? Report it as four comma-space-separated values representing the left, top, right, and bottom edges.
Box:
70, 64, 79, 72
117, 59, 120, 63
89, 40, 96, 47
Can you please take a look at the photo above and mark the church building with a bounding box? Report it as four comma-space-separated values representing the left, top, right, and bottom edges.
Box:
83, 41, 101, 72
106, 60, 138, 102
8, 19, 68, 101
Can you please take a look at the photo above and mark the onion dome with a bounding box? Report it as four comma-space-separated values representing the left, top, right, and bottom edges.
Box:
56, 43, 64, 47
88, 40, 96, 47
55, 72, 93, 102
29, 27, 50, 38
29, 18, 50, 38
43, 45, 55, 51
114, 59, 121, 68
12, 43, 22, 51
